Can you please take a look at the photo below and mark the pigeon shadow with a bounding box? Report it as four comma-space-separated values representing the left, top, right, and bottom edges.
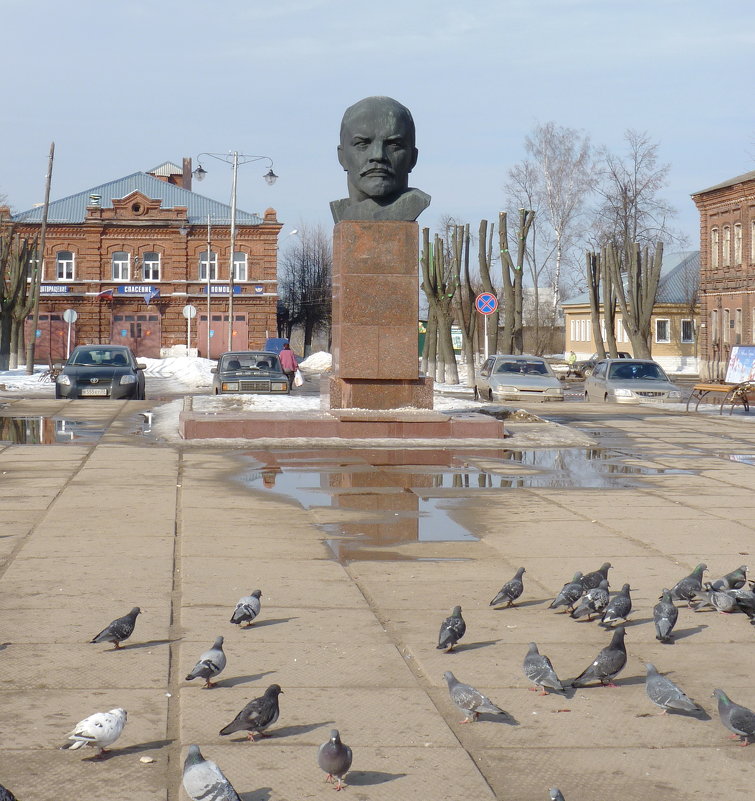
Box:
122, 639, 173, 650
0, 642, 9, 652
669, 625, 708, 641
112, 739, 173, 757
242, 617, 298, 629
619, 616, 654, 628
268, 721, 332, 739
347, 771, 406, 786
479, 712, 519, 726
216, 671, 276, 688
240, 787, 273, 801
492, 598, 548, 610
451, 639, 500, 653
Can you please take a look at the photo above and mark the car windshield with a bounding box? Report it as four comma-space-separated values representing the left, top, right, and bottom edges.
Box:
70, 350, 130, 367
608, 362, 665, 380
221, 354, 280, 371
496, 361, 548, 375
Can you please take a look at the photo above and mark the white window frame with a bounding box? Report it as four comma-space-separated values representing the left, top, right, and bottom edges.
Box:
56, 250, 74, 281
734, 223, 742, 265
112, 251, 130, 281
142, 251, 161, 282
723, 308, 731, 343
654, 318, 671, 344
681, 318, 694, 344
199, 250, 218, 281
232, 252, 248, 282
711, 227, 719, 269
723, 226, 731, 267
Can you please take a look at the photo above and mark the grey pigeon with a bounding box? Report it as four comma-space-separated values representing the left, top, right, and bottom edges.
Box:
730, 587, 755, 619
317, 729, 353, 791
186, 636, 226, 688
670, 563, 707, 604
654, 589, 678, 642
571, 580, 609, 621
219, 684, 283, 741
443, 670, 509, 723
489, 567, 526, 608
644, 663, 702, 714
713, 689, 755, 745
90, 607, 141, 650
601, 583, 632, 626
580, 562, 612, 590
437, 605, 466, 651
571, 625, 627, 687
549, 571, 584, 613
549, 791, 565, 801
230, 589, 262, 627
182, 745, 241, 801
0, 784, 18, 801
710, 564, 747, 590
692, 588, 737, 613
523, 642, 564, 695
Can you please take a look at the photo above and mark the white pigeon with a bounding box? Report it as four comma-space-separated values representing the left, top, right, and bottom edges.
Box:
65, 708, 127, 757
183, 744, 241, 801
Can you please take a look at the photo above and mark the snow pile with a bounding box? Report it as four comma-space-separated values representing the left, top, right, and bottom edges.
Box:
300, 351, 332, 372
0, 366, 53, 392
141, 356, 214, 386
193, 394, 321, 413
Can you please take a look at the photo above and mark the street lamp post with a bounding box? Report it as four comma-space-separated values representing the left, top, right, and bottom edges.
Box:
193, 152, 277, 351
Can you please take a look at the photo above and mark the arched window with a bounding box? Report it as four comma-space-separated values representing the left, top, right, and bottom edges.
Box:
710, 309, 719, 343
723, 308, 731, 343
56, 250, 74, 280
142, 251, 160, 281
112, 251, 130, 281
199, 250, 217, 281
710, 228, 719, 269
232, 251, 248, 282
734, 224, 742, 265
723, 226, 731, 267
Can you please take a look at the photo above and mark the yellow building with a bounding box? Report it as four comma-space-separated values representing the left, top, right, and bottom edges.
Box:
561, 251, 700, 375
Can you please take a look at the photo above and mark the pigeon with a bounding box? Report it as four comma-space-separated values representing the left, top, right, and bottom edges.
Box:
571, 626, 627, 688
691, 588, 737, 613
443, 670, 509, 723
186, 636, 226, 688
90, 607, 141, 650
318, 729, 353, 791
644, 663, 702, 714
489, 567, 526, 608
183, 745, 241, 801
729, 587, 755, 619
549, 571, 584, 613
601, 583, 632, 626
710, 564, 747, 590
712, 689, 755, 745
219, 684, 283, 741
654, 589, 679, 642
230, 589, 262, 627
0, 784, 18, 801
437, 605, 466, 651
64, 708, 127, 757
571, 580, 609, 621
549, 790, 565, 801
523, 642, 564, 695
670, 563, 707, 604
580, 562, 612, 590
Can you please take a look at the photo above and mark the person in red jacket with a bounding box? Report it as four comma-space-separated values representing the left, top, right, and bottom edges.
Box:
278, 343, 299, 388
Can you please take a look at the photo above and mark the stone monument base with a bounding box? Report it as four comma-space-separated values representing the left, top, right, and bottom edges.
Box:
325, 374, 434, 411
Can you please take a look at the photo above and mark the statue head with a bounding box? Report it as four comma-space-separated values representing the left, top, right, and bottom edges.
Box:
337, 96, 419, 205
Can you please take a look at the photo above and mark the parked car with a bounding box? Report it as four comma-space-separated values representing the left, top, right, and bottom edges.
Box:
475, 354, 564, 402
212, 350, 290, 395
584, 358, 682, 404
574, 351, 632, 378
55, 345, 146, 400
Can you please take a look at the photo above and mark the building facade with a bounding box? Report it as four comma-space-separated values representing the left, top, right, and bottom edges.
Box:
691, 171, 755, 380
562, 251, 700, 374
7, 161, 282, 361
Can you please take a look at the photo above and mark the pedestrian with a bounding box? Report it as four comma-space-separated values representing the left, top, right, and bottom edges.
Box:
278, 342, 299, 388
566, 350, 577, 378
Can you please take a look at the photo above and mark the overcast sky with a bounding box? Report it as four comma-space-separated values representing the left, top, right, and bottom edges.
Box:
2, 0, 753, 253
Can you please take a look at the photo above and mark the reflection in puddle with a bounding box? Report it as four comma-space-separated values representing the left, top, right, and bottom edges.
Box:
236, 448, 695, 562
718, 453, 755, 465
0, 414, 152, 444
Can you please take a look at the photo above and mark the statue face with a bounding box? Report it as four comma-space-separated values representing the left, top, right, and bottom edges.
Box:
338, 100, 418, 203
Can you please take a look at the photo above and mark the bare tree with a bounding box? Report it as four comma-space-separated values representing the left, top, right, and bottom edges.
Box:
0, 224, 38, 370
277, 224, 332, 354
499, 209, 535, 354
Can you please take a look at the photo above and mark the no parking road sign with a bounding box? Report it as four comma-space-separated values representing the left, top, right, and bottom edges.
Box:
475, 292, 498, 314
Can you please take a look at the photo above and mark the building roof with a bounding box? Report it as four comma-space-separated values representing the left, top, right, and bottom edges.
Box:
692, 170, 755, 196
147, 161, 183, 176
11, 170, 264, 226
562, 250, 700, 308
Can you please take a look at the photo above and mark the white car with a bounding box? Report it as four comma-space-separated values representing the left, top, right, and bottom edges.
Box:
584, 358, 682, 403
475, 355, 564, 402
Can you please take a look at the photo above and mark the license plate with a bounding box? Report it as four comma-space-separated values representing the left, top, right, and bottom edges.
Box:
80, 388, 108, 397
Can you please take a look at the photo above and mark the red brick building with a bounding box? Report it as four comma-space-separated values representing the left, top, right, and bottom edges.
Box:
8, 160, 282, 361
692, 170, 755, 380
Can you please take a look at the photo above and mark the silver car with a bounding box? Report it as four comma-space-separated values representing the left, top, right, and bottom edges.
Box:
475, 355, 564, 402
584, 358, 682, 403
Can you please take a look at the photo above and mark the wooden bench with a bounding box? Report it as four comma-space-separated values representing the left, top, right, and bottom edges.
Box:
686, 381, 755, 414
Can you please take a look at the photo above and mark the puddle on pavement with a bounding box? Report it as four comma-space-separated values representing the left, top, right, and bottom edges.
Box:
0, 414, 152, 444
717, 453, 755, 465
235, 448, 696, 562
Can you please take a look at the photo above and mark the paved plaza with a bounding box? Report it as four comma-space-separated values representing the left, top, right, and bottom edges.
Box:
1, 398, 754, 800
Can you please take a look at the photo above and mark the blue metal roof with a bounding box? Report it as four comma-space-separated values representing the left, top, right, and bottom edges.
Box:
11, 171, 264, 226
562, 250, 700, 307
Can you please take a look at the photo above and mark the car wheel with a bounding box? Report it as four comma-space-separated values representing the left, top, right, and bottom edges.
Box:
583, 366, 594, 378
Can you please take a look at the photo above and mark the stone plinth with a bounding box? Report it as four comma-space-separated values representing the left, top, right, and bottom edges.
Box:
325, 375, 433, 411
